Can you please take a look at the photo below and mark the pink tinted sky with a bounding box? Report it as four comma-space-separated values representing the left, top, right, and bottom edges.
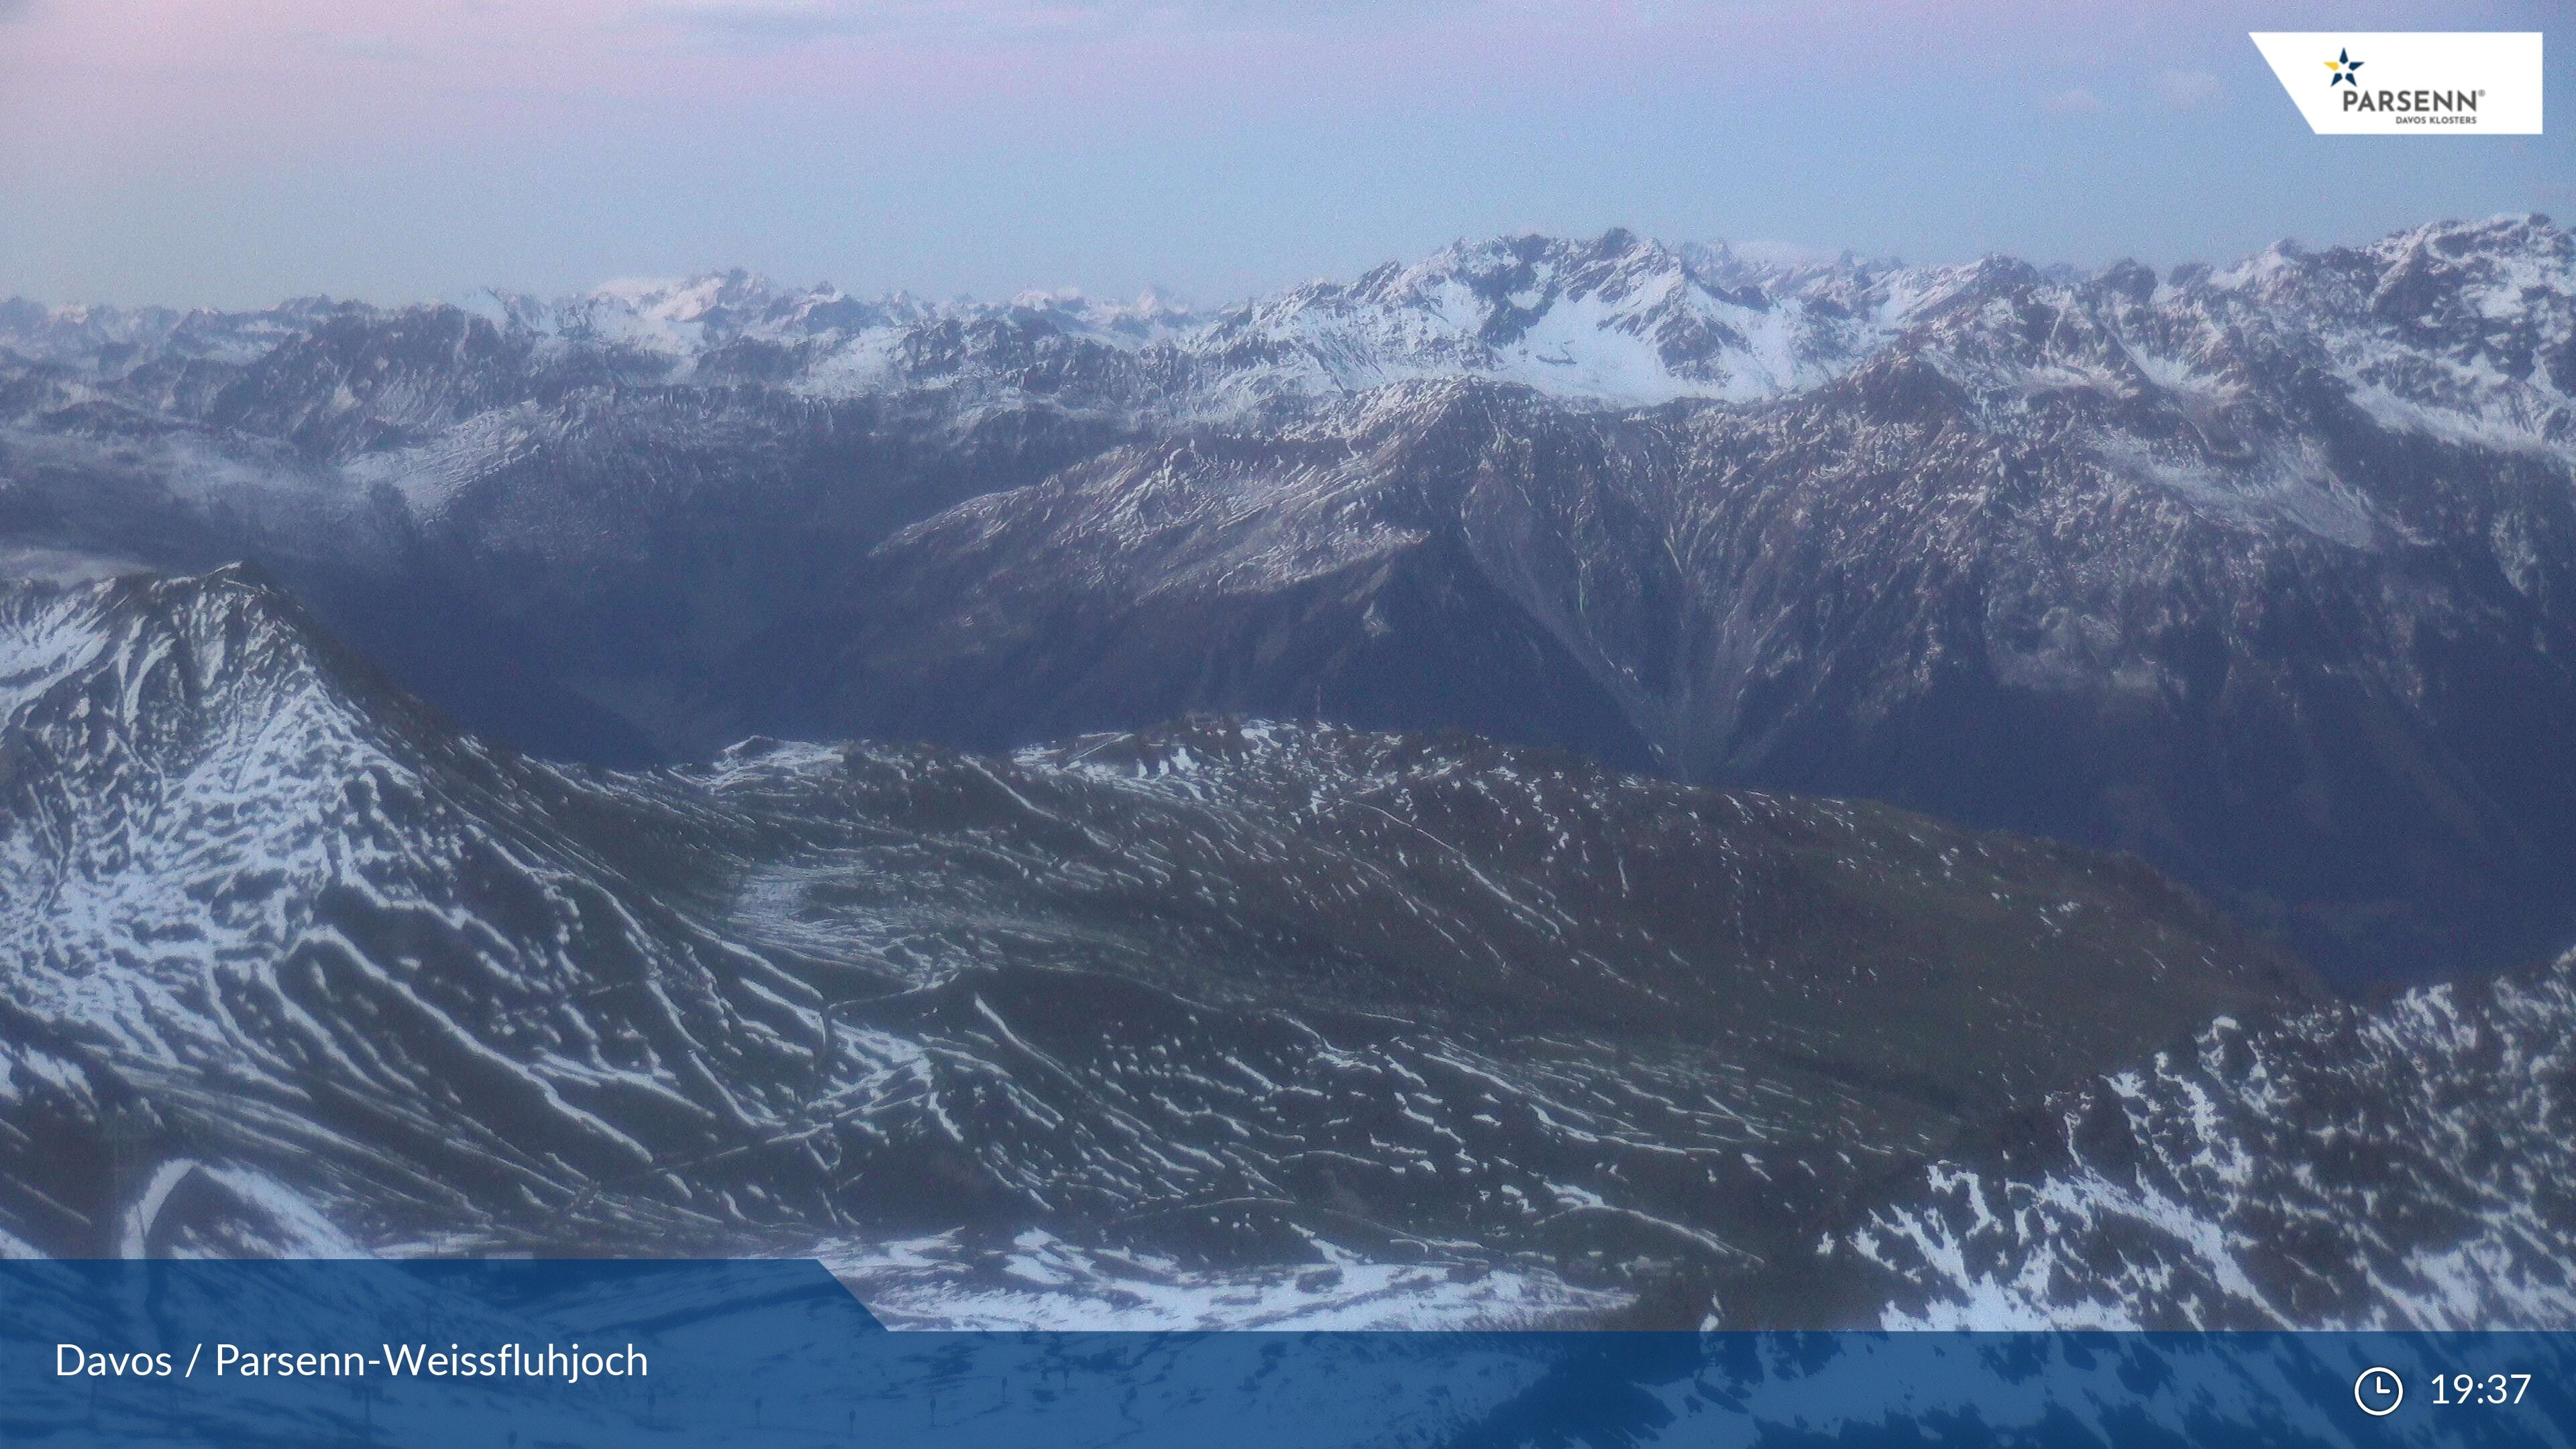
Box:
7, 0, 1972, 144
2, 0, 2564, 306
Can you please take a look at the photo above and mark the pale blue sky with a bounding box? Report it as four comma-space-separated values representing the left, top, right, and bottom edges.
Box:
1, 0, 2567, 309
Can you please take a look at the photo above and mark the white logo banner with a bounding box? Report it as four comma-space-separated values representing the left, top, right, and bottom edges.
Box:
2250, 32, 2542, 135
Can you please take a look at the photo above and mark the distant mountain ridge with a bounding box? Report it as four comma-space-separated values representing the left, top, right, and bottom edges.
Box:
11, 217, 2567, 442
2, 229, 1908, 419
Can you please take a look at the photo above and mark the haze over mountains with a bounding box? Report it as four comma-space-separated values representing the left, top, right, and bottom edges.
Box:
4, 215, 2575, 1327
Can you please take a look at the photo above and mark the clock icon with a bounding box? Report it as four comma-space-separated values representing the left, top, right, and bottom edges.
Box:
2356, 1366, 2405, 1417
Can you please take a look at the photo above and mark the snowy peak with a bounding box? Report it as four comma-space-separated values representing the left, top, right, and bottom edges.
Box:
2203, 213, 2576, 451
1758, 214, 2576, 470
0, 566, 464, 983
1196, 227, 1893, 407
590, 267, 788, 327
0, 565, 366, 745
463, 269, 922, 356
0, 297, 350, 374
454, 270, 1199, 365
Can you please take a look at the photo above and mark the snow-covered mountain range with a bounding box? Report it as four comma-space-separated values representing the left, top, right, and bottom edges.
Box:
7, 215, 2576, 1325
0, 231, 1902, 423
14, 218, 2567, 442
8, 219, 2569, 994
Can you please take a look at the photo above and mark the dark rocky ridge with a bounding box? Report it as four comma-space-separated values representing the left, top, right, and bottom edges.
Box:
759, 362, 2576, 983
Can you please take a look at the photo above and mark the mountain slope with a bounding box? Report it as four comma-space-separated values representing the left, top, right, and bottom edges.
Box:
0, 568, 2306, 1322
1825, 949, 2576, 1330
757, 218, 2576, 981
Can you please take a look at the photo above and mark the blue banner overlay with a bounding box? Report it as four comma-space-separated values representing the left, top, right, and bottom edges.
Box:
2, 1261, 2569, 1446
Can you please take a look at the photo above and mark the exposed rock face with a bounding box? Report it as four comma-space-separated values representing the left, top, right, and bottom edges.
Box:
752, 219, 2576, 982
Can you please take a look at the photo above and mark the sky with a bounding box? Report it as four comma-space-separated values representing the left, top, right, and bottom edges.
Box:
1, 0, 2568, 310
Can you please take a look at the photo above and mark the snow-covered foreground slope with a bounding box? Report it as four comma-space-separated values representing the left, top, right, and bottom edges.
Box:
5, 568, 2573, 1328
0, 567, 2323, 1326
1839, 949, 2576, 1330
